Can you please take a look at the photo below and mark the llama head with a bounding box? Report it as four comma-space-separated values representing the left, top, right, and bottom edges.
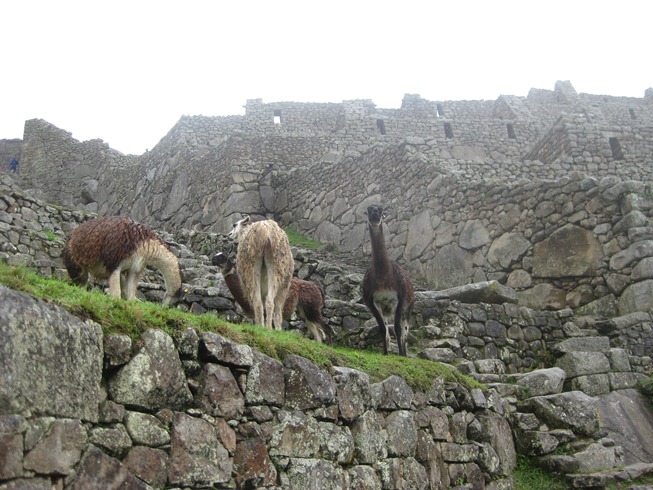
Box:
228, 215, 251, 242
211, 252, 237, 275
365, 204, 386, 227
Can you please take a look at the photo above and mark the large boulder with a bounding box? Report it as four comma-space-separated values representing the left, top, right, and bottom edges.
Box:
108, 329, 193, 411
0, 286, 103, 422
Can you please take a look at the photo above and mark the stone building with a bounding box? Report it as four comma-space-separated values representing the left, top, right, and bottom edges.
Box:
8, 80, 653, 312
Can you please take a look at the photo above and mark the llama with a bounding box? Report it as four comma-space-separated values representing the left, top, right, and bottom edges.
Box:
228, 216, 294, 330
361, 204, 415, 356
212, 252, 333, 344
62, 216, 184, 306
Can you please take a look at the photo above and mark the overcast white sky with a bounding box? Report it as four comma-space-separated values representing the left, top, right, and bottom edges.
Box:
2, 1, 651, 155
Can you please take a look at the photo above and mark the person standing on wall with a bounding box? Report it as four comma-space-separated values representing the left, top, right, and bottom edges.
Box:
9, 157, 18, 173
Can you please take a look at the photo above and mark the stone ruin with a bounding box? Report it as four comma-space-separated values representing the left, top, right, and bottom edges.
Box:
2, 80, 653, 488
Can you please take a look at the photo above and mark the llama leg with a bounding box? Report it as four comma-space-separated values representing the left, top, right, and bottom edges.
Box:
394, 308, 407, 357
124, 267, 143, 300
120, 273, 128, 298
370, 305, 390, 355
322, 321, 334, 346
108, 269, 122, 299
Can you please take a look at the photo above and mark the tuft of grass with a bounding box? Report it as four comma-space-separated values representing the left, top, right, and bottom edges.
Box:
284, 227, 323, 249
0, 262, 480, 392
513, 455, 568, 490
43, 230, 58, 241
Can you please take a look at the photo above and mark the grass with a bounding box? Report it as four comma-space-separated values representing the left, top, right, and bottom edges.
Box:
284, 227, 323, 249
0, 261, 480, 392
513, 456, 568, 490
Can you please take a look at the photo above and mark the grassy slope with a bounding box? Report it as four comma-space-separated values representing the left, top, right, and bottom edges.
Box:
0, 262, 480, 393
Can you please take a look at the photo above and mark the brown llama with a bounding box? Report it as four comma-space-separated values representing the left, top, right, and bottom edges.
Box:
362, 204, 415, 356
62, 216, 184, 306
228, 216, 294, 330
212, 252, 333, 344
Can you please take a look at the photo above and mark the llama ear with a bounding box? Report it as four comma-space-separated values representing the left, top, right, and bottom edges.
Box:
243, 215, 251, 224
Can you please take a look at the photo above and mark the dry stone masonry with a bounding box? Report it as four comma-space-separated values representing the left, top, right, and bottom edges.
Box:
2, 80, 653, 488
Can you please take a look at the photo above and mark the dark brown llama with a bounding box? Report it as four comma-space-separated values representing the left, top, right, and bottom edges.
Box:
362, 204, 415, 356
212, 252, 333, 345
62, 216, 184, 306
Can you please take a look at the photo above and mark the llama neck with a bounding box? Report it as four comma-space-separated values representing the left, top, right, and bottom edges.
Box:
369, 223, 392, 274
223, 271, 253, 315
152, 247, 182, 295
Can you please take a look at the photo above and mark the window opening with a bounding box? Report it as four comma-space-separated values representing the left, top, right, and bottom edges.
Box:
629, 108, 637, 120
273, 110, 282, 125
376, 119, 386, 135
444, 122, 454, 139
436, 103, 444, 118
507, 123, 516, 139
609, 137, 624, 160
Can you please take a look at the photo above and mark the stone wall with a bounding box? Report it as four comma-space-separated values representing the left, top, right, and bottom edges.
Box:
3, 173, 653, 488
3, 171, 653, 372
6, 81, 653, 307
0, 138, 21, 173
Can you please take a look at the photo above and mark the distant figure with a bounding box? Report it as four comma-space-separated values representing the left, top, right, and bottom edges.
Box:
9, 158, 18, 173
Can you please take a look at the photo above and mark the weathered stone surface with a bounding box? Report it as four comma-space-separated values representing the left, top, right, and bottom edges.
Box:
269, 410, 320, 458
332, 366, 373, 422
619, 280, 653, 314
199, 331, 253, 367
416, 280, 517, 305
459, 219, 491, 250
385, 410, 418, 457
556, 351, 610, 377
522, 391, 600, 436
517, 283, 567, 310
553, 336, 611, 354
347, 464, 383, 490
68, 446, 150, 490
428, 244, 474, 290
0, 415, 25, 480
89, 424, 132, 458
284, 458, 347, 490
569, 374, 611, 396
123, 445, 169, 489
284, 355, 336, 410
441, 443, 479, 462
517, 430, 559, 456
513, 367, 566, 396
196, 363, 245, 419
610, 240, 653, 270
0, 478, 53, 490
351, 410, 388, 464
533, 224, 602, 277
371, 375, 413, 410
415, 406, 450, 441
405, 209, 433, 260
23, 419, 87, 475
318, 421, 355, 463
475, 414, 517, 476
233, 437, 277, 488
377, 457, 428, 490
245, 351, 285, 406
108, 329, 192, 411
103, 333, 132, 367
597, 389, 653, 465
0, 287, 103, 422
487, 233, 531, 269
124, 410, 170, 447
167, 412, 232, 487
575, 442, 623, 472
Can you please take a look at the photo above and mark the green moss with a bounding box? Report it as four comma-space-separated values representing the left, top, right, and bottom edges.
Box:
0, 262, 481, 392
283, 227, 323, 249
